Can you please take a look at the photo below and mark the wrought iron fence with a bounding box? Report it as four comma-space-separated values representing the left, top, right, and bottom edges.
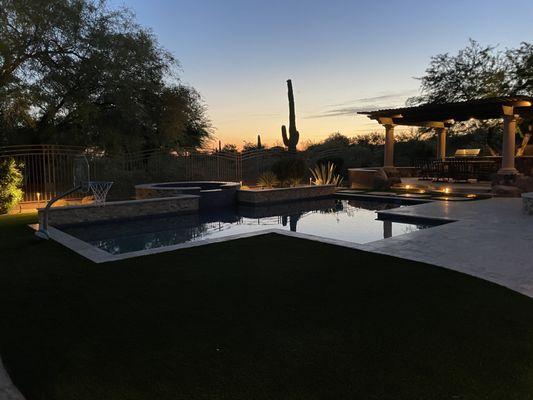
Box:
0, 145, 83, 202
0, 144, 367, 202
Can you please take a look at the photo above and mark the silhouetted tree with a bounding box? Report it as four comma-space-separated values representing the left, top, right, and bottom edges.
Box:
408, 39, 532, 105
407, 40, 532, 150
506, 42, 533, 96
407, 40, 508, 105
0, 0, 211, 151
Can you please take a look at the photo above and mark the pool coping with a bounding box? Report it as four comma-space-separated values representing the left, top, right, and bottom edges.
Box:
30, 197, 533, 300
0, 356, 24, 400
30, 223, 373, 263
29, 196, 446, 264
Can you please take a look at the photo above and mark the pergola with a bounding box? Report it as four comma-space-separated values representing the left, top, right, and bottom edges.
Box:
359, 96, 533, 176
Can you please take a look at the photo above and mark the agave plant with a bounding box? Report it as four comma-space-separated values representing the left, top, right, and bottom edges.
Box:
310, 162, 343, 187
257, 171, 279, 188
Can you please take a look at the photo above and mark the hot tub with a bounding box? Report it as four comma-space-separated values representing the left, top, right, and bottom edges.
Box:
135, 181, 241, 209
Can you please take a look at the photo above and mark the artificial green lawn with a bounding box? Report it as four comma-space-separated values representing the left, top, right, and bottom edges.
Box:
1, 213, 533, 400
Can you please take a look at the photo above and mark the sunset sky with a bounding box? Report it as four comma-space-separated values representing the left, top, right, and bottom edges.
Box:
112, 0, 533, 148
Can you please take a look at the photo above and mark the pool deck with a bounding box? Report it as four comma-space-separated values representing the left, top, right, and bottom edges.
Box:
400, 177, 493, 193
360, 197, 533, 298
0, 356, 24, 400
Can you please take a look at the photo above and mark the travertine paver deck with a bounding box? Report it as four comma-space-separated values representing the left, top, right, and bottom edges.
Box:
361, 198, 533, 297
400, 177, 493, 193
0, 357, 24, 400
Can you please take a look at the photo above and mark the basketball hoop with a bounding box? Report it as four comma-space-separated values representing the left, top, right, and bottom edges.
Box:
73, 155, 113, 203
36, 154, 113, 240
88, 181, 113, 204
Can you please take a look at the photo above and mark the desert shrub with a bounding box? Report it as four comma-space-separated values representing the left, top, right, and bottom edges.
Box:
257, 171, 279, 188
317, 156, 344, 173
287, 177, 302, 187
310, 162, 343, 186
271, 157, 307, 186
0, 158, 24, 213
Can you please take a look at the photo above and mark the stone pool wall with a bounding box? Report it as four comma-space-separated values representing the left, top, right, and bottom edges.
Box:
39, 195, 199, 226
237, 185, 336, 205
136, 186, 201, 199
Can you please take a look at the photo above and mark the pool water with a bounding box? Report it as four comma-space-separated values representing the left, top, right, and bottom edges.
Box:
62, 198, 437, 255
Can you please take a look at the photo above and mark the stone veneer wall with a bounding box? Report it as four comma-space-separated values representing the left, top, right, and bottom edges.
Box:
135, 186, 201, 199
237, 185, 336, 205
39, 195, 199, 226
523, 193, 533, 215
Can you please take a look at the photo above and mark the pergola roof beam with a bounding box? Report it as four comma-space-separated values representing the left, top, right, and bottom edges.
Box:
359, 96, 533, 123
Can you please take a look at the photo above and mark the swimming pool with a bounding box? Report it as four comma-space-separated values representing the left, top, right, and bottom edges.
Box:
61, 198, 440, 256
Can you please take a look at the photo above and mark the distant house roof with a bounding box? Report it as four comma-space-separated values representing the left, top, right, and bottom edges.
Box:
358, 96, 533, 126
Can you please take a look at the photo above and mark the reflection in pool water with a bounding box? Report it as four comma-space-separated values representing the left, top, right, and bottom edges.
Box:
61, 198, 438, 255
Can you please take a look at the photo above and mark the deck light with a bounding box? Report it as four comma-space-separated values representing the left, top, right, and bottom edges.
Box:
443, 187, 451, 194
405, 185, 411, 189
36, 192, 41, 202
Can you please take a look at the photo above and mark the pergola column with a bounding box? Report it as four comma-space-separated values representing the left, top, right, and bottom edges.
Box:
498, 110, 519, 175
383, 123, 395, 171
436, 127, 447, 160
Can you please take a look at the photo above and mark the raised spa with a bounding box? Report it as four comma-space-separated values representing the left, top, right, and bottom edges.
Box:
135, 181, 240, 209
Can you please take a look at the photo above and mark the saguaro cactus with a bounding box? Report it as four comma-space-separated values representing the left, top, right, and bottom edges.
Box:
281, 79, 299, 152
257, 134, 262, 149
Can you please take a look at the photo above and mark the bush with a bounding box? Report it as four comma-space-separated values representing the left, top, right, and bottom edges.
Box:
271, 157, 307, 186
257, 171, 279, 188
317, 156, 344, 173
310, 162, 344, 186
0, 158, 24, 214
